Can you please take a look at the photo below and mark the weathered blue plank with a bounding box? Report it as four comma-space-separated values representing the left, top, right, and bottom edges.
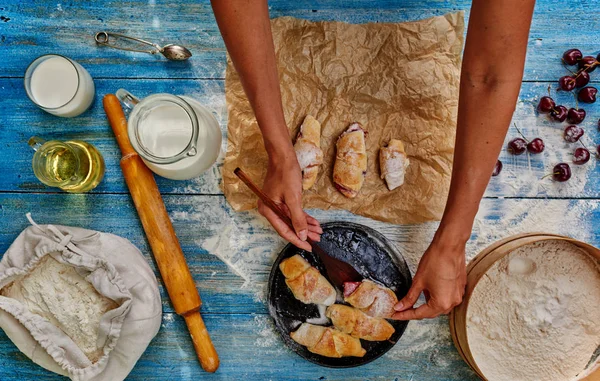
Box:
1, 193, 599, 316
0, 79, 598, 198
1, 0, 600, 81
0, 312, 479, 381
0, 193, 598, 380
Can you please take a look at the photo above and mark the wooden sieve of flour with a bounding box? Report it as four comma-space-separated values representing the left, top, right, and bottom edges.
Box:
449, 233, 600, 381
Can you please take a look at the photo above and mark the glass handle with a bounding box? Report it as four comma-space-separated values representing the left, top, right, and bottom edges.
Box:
116, 88, 140, 113
28, 136, 46, 152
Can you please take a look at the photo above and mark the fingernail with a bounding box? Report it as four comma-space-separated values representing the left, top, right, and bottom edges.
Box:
298, 230, 308, 241
394, 302, 404, 311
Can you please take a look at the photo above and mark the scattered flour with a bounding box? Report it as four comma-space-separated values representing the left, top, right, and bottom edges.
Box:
1, 255, 118, 362
385, 318, 452, 358
254, 315, 278, 348
489, 99, 597, 199
467, 240, 600, 381
469, 199, 598, 261
305, 304, 328, 325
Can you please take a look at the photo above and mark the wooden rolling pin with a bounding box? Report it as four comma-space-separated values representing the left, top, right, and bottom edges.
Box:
103, 94, 219, 373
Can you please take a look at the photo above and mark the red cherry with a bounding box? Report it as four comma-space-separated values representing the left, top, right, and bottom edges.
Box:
578, 56, 598, 72
558, 76, 576, 91
508, 138, 527, 155
492, 160, 503, 176
537, 96, 555, 113
578, 87, 598, 103
573, 148, 591, 165
575, 70, 590, 87
550, 105, 568, 122
564, 125, 585, 143
552, 163, 571, 182
563, 49, 583, 65
567, 108, 586, 124
527, 138, 545, 154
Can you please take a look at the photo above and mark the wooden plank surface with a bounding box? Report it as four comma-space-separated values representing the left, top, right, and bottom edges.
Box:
1, 0, 600, 82
1, 0, 600, 380
0, 195, 598, 380
1, 78, 599, 198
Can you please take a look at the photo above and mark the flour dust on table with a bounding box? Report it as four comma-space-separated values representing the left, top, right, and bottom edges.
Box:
490, 100, 597, 198
469, 199, 599, 260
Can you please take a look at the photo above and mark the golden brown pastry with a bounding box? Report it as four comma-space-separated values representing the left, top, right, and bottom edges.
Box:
326, 304, 395, 341
279, 254, 337, 306
291, 323, 366, 358
380, 139, 410, 191
343, 280, 398, 318
333, 123, 368, 198
294, 115, 323, 190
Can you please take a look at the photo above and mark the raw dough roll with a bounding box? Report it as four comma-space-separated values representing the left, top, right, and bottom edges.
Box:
333, 123, 368, 198
294, 115, 323, 190
279, 254, 336, 306
343, 280, 398, 318
379, 139, 410, 191
291, 323, 366, 358
326, 304, 395, 341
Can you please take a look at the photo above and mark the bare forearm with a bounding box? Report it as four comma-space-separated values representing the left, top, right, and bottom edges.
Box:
436, 0, 536, 244
211, 0, 292, 158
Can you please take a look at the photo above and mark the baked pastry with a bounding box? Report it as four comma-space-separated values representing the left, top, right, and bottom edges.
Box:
294, 115, 323, 190
326, 304, 395, 341
333, 123, 368, 198
343, 280, 398, 318
379, 139, 410, 191
291, 323, 366, 358
279, 254, 337, 306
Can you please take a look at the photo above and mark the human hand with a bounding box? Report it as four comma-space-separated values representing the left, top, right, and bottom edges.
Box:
391, 238, 467, 320
258, 152, 322, 251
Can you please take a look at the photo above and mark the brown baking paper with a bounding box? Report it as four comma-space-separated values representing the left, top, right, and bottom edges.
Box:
223, 13, 464, 224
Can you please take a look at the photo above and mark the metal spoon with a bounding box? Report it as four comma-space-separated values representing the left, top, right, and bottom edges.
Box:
94, 31, 192, 61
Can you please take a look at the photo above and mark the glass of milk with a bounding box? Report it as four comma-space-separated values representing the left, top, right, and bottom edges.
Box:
116, 89, 222, 180
24, 54, 95, 117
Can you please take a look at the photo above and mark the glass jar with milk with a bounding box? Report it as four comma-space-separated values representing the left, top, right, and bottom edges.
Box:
24, 54, 95, 117
116, 89, 221, 180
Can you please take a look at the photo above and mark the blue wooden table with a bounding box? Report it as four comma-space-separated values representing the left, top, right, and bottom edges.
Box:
1, 1, 599, 380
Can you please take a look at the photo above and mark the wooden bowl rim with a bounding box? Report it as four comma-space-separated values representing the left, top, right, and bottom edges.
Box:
450, 233, 600, 381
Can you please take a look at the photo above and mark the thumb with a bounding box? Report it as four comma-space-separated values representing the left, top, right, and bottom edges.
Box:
394, 282, 423, 312
285, 191, 308, 242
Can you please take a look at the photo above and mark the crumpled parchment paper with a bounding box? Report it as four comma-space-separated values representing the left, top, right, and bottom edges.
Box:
223, 13, 464, 224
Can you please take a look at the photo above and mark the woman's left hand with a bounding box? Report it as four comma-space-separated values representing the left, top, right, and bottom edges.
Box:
391, 238, 467, 320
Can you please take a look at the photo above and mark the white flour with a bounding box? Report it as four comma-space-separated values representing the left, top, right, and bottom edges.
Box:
1, 255, 117, 362
468, 199, 597, 261
467, 240, 600, 381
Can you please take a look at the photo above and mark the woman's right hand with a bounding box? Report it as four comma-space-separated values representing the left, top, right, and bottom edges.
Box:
258, 151, 322, 251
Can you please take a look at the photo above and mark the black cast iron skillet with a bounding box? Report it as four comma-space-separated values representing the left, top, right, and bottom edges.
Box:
268, 221, 412, 367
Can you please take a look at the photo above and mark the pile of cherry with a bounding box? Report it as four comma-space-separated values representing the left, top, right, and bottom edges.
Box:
494, 49, 599, 182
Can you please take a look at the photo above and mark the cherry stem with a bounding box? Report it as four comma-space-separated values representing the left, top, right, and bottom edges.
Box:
547, 85, 552, 98
580, 140, 589, 150
561, 60, 576, 75
513, 123, 528, 142
541, 173, 555, 180
582, 60, 600, 73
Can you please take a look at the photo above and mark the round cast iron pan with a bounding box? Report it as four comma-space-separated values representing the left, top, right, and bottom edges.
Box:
268, 221, 412, 367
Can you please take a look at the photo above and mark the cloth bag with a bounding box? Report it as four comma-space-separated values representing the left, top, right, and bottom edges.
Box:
0, 215, 162, 381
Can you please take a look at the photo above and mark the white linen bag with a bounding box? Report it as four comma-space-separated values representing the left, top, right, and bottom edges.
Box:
0, 215, 162, 381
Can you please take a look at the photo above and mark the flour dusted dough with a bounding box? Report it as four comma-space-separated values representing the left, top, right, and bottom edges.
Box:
1, 255, 117, 363
294, 115, 323, 190
379, 139, 409, 191
467, 240, 600, 381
